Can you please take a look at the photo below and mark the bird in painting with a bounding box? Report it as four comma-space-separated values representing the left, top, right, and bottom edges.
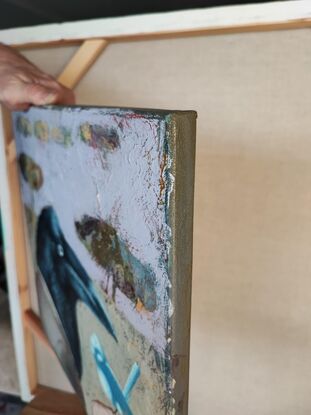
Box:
36, 206, 117, 378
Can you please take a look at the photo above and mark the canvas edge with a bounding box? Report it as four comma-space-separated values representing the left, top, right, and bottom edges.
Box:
167, 111, 197, 415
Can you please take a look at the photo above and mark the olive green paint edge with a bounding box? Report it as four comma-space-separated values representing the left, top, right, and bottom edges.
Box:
167, 111, 197, 415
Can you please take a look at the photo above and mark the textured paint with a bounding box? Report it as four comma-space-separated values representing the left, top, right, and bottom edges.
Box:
13, 106, 196, 415
37, 206, 117, 377
17, 115, 72, 146
16, 115, 32, 137
18, 153, 43, 190
50, 126, 72, 147
34, 120, 49, 141
80, 123, 120, 152
75, 215, 157, 312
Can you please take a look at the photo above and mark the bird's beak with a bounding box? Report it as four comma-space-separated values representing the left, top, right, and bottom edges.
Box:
69, 266, 117, 342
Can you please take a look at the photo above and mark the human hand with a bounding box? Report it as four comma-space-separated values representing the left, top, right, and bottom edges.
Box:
0, 43, 75, 110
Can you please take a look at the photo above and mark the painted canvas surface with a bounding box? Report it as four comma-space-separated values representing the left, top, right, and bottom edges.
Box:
13, 106, 196, 415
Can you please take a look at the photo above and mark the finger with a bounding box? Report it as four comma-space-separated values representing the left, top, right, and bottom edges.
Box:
4, 80, 75, 108
36, 78, 76, 105
1, 81, 47, 107
24, 83, 60, 106
23, 82, 75, 106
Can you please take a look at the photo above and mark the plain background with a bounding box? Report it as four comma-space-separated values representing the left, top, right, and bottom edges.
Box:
21, 27, 311, 414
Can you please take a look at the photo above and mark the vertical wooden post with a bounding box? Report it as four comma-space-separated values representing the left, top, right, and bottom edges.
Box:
1, 106, 37, 396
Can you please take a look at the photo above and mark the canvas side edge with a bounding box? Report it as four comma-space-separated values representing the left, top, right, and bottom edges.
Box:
167, 112, 197, 415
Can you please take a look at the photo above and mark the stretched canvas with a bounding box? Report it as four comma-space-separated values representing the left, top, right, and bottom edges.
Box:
13, 106, 196, 415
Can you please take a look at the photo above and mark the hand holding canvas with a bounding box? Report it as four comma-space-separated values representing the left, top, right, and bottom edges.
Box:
0, 43, 75, 110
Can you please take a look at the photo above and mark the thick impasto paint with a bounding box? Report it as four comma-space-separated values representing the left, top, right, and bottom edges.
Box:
13, 106, 196, 415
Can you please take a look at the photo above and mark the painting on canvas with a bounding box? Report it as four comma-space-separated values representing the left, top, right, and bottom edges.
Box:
13, 106, 196, 415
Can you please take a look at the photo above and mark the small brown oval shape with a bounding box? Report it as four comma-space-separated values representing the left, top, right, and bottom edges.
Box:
19, 153, 43, 190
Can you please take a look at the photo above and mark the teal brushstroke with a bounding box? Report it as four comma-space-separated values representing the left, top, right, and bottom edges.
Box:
90, 334, 140, 415
118, 239, 157, 312
122, 363, 140, 402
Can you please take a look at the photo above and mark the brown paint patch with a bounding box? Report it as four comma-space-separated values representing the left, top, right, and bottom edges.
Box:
18, 153, 43, 190
158, 152, 167, 204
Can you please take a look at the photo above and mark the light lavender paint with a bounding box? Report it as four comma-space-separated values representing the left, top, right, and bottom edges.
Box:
13, 105, 196, 415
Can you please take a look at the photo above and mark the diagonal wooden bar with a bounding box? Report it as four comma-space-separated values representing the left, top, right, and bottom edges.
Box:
57, 39, 109, 89
23, 310, 54, 355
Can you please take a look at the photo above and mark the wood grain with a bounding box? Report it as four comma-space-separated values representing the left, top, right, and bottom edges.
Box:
0, 1, 310, 49
24, 310, 54, 355
57, 39, 108, 89
1, 106, 38, 393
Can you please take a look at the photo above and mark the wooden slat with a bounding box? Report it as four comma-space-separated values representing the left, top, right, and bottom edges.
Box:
6, 138, 17, 162
24, 310, 54, 354
1, 1, 310, 49
1, 106, 38, 393
10, 18, 311, 50
57, 39, 108, 89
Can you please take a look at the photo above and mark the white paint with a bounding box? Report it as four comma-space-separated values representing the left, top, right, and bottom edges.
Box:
0, 1, 309, 46
0, 111, 32, 402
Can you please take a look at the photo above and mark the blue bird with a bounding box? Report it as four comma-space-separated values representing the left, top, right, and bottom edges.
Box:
36, 206, 117, 379
91, 334, 140, 415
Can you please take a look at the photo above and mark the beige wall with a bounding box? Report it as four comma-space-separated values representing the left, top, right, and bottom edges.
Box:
22, 28, 311, 414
